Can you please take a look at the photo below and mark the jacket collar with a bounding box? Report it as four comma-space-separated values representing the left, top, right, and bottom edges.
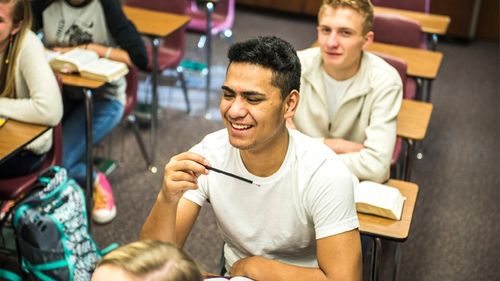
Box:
301, 48, 372, 105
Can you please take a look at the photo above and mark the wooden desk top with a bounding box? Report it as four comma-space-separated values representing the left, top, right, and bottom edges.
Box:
374, 6, 450, 35
367, 42, 443, 79
123, 6, 190, 37
0, 119, 49, 164
358, 179, 419, 241
60, 73, 105, 89
397, 99, 433, 141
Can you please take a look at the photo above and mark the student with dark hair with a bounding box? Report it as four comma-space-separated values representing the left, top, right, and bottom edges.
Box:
141, 36, 362, 281
0, 0, 62, 178
290, 0, 403, 183
31, 0, 148, 224
92, 240, 202, 281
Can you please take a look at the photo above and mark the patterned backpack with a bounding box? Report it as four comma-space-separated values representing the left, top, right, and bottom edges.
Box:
0, 166, 116, 281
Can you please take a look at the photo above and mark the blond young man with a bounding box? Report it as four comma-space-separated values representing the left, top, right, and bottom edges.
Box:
290, 0, 403, 183
141, 36, 361, 281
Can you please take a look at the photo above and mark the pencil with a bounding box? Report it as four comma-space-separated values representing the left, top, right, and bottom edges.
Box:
202, 164, 261, 187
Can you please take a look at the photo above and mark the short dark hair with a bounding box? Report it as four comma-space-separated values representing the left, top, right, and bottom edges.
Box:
227, 36, 301, 100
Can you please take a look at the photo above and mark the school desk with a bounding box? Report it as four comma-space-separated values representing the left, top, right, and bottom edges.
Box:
123, 5, 191, 172
359, 179, 419, 281
0, 120, 49, 165
396, 99, 433, 180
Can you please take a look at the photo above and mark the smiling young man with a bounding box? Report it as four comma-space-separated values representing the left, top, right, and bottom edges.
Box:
290, 0, 403, 183
141, 36, 361, 281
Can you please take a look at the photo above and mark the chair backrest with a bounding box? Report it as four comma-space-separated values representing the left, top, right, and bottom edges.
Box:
125, 0, 186, 55
0, 123, 62, 200
373, 51, 417, 100
373, 13, 427, 49
372, 0, 430, 13
124, 67, 139, 118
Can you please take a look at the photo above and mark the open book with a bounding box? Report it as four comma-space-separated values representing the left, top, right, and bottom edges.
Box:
354, 181, 406, 220
48, 48, 128, 82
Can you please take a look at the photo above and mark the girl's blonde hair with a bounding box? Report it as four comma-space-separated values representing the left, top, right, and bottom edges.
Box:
97, 240, 203, 281
319, 0, 374, 35
0, 0, 32, 98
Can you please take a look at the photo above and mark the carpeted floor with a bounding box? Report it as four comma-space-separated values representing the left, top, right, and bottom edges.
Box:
89, 6, 499, 281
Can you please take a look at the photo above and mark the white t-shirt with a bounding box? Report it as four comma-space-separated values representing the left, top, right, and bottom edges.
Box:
183, 129, 359, 269
322, 69, 355, 122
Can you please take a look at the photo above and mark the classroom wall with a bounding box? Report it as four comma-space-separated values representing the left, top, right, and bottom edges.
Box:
236, 0, 499, 41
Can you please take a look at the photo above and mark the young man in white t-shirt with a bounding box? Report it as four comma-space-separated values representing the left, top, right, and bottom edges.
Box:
290, 0, 403, 183
141, 36, 361, 281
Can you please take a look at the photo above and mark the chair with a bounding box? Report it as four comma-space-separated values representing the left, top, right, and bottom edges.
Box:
186, 0, 236, 48
122, 67, 153, 168
125, 0, 191, 114
373, 13, 427, 49
373, 52, 416, 179
0, 123, 62, 201
371, 0, 430, 13
373, 13, 423, 100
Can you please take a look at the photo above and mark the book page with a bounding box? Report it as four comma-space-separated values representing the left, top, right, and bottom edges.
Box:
79, 58, 128, 82
57, 48, 99, 70
49, 48, 99, 73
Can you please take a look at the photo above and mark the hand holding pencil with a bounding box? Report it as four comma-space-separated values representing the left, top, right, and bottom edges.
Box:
161, 152, 210, 205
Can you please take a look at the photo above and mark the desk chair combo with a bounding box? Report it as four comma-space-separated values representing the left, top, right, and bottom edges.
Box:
372, 0, 435, 45
373, 13, 425, 100
125, 0, 191, 115
0, 124, 62, 205
185, 0, 235, 116
372, 13, 437, 163
122, 1, 191, 172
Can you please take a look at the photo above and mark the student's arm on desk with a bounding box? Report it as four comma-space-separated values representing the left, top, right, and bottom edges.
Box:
140, 152, 208, 246
286, 118, 364, 155
324, 138, 364, 154
230, 230, 362, 281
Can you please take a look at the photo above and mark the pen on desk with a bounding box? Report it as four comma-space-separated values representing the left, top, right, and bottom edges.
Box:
202, 164, 261, 187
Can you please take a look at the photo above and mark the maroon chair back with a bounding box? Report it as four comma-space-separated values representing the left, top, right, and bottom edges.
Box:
372, 52, 413, 169
373, 13, 426, 49
372, 0, 430, 13
124, 67, 139, 118
0, 123, 62, 200
374, 51, 417, 100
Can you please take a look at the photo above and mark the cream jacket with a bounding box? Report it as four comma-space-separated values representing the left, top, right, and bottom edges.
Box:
0, 31, 62, 154
293, 47, 402, 183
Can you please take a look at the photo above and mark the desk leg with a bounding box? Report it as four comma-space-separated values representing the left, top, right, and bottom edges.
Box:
392, 243, 402, 281
370, 237, 382, 281
83, 88, 93, 231
429, 33, 438, 51
148, 36, 160, 173
403, 139, 414, 181
204, 2, 214, 118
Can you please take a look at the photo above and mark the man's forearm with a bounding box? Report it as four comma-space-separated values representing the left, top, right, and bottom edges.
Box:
231, 256, 331, 281
324, 138, 364, 154
139, 191, 178, 244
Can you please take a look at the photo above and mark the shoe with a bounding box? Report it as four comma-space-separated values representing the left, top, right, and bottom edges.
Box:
92, 172, 116, 224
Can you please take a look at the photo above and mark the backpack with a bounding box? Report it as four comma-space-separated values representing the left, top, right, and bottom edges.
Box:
0, 166, 116, 281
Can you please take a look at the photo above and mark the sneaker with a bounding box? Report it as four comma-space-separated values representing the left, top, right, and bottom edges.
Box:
92, 172, 116, 224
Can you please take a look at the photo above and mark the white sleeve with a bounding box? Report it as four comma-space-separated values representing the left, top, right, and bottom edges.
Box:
0, 31, 62, 126
305, 158, 359, 239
